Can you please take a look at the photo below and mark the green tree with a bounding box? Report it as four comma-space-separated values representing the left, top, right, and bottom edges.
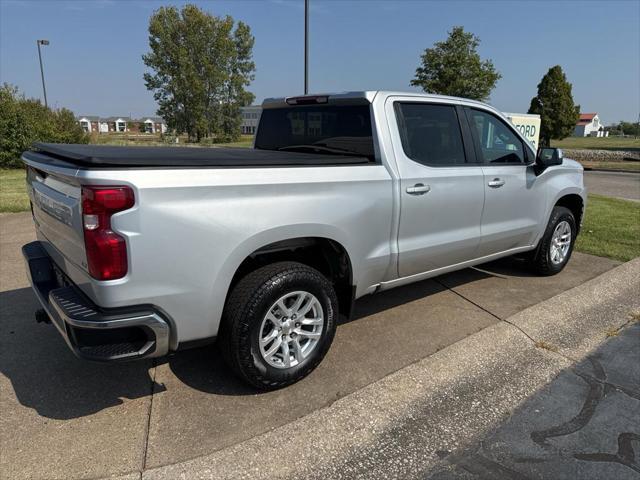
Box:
411, 26, 501, 101
142, 4, 255, 142
528, 66, 579, 147
55, 108, 89, 143
0, 83, 87, 168
614, 120, 640, 137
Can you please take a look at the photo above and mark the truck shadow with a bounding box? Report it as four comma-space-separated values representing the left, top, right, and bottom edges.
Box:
167, 257, 541, 396
0, 287, 166, 419
163, 263, 500, 396
345, 256, 536, 321
0, 257, 533, 420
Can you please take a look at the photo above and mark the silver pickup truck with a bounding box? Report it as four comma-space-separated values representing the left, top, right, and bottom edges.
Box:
22, 91, 586, 389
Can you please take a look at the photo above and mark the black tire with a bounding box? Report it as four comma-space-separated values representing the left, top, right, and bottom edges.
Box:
528, 206, 576, 276
219, 261, 338, 390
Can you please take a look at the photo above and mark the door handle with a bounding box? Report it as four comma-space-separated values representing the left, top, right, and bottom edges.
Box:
406, 183, 431, 195
488, 178, 505, 188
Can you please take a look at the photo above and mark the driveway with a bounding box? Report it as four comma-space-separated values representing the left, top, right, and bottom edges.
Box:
0, 212, 621, 480
584, 171, 640, 201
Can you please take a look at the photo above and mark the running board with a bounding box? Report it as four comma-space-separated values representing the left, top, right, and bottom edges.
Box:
372, 245, 535, 293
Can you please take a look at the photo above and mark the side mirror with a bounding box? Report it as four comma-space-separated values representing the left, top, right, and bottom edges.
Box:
536, 147, 563, 168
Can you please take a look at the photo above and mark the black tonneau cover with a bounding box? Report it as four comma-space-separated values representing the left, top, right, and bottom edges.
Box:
31, 143, 369, 168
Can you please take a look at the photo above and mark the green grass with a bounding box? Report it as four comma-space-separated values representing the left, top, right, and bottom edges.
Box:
91, 133, 168, 145
575, 194, 640, 262
91, 133, 254, 148
552, 136, 639, 151
0, 169, 29, 213
222, 138, 253, 148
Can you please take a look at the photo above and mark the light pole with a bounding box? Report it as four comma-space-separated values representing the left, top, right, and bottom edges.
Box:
304, 0, 309, 94
36, 39, 49, 108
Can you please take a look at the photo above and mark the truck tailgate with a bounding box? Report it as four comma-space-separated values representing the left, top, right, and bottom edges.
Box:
25, 161, 87, 274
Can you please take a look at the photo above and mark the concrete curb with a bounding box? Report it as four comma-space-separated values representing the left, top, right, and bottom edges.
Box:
508, 257, 640, 361
106, 258, 640, 480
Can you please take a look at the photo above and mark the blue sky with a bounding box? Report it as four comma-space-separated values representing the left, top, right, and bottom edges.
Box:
1, 0, 638, 123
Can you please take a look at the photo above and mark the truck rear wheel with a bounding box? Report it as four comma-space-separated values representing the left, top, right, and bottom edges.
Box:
220, 261, 338, 390
527, 206, 576, 276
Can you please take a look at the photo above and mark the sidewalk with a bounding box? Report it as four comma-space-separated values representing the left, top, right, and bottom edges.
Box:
139, 258, 640, 480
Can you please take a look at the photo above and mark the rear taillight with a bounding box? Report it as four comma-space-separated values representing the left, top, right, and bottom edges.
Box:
81, 186, 135, 280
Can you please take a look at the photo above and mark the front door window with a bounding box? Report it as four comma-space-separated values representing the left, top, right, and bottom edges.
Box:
467, 109, 525, 165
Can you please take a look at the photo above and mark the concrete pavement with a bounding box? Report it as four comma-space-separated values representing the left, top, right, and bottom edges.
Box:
584, 171, 640, 201
0, 216, 156, 479
142, 258, 640, 480
0, 212, 630, 479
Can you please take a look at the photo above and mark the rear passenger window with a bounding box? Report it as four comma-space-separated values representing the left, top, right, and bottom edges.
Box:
395, 103, 466, 166
467, 109, 525, 165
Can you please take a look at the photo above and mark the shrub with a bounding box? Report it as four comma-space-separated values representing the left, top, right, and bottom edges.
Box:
160, 132, 179, 144
198, 134, 237, 145
0, 83, 88, 168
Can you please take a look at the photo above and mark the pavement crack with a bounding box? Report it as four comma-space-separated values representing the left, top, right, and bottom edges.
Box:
433, 278, 505, 321
434, 278, 539, 343
574, 432, 640, 474
141, 359, 157, 472
608, 316, 637, 336
573, 366, 640, 401
434, 278, 586, 365
531, 358, 607, 449
470, 266, 510, 279
451, 451, 533, 480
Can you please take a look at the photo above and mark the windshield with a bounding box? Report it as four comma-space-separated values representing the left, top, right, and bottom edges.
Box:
254, 105, 375, 160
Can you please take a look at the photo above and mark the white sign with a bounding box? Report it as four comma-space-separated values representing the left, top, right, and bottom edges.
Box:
504, 112, 541, 149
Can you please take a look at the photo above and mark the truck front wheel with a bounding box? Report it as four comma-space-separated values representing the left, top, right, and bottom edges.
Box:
220, 261, 338, 390
527, 206, 577, 276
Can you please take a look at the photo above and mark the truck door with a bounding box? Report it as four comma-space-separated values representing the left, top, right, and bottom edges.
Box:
387, 98, 485, 278
464, 107, 546, 256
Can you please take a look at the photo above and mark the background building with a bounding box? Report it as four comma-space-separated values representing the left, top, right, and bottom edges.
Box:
80, 109, 257, 136
78, 116, 100, 133
574, 113, 608, 137
141, 117, 168, 134
77, 116, 167, 134
240, 106, 262, 135
101, 117, 131, 133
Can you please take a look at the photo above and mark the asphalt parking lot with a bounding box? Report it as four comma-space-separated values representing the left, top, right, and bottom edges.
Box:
0, 212, 622, 479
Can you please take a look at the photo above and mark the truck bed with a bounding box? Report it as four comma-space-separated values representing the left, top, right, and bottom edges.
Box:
28, 143, 369, 168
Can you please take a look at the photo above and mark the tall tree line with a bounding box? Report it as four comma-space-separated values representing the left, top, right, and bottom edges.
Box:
143, 4, 255, 142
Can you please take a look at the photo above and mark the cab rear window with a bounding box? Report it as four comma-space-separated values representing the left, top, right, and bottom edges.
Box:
394, 103, 467, 166
255, 105, 375, 161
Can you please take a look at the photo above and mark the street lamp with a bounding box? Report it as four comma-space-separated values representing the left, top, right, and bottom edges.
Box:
36, 39, 49, 108
304, 0, 309, 94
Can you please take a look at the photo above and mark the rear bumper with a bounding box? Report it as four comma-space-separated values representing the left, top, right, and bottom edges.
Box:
22, 241, 170, 362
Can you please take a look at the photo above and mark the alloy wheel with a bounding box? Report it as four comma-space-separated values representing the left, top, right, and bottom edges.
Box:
258, 291, 324, 369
